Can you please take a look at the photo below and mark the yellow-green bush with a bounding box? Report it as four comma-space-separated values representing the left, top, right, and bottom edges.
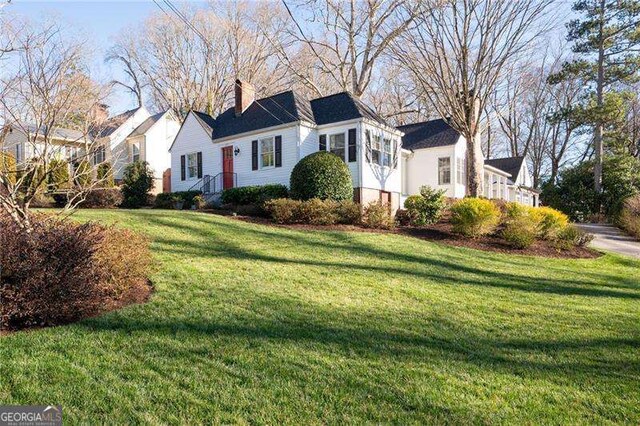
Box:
363, 201, 395, 229
450, 198, 501, 238
501, 202, 541, 248
533, 206, 569, 240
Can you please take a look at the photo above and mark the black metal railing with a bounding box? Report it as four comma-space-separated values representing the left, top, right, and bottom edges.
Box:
188, 172, 237, 195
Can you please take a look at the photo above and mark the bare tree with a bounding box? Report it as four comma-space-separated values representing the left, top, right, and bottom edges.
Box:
0, 19, 111, 230
393, 0, 555, 196
279, 0, 421, 98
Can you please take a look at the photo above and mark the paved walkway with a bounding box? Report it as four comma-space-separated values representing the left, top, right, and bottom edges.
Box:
576, 223, 640, 259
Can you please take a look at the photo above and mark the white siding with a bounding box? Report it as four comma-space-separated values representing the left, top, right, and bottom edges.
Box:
404, 137, 467, 198
212, 125, 299, 189
105, 107, 151, 180
139, 113, 180, 180
315, 121, 362, 188
358, 121, 402, 194
170, 113, 215, 192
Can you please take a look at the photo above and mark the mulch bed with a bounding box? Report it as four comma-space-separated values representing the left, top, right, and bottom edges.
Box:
230, 214, 601, 259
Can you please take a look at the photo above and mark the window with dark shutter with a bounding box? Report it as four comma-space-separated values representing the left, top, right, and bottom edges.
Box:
180, 155, 186, 181
252, 140, 258, 170
197, 152, 203, 178
319, 134, 326, 151
275, 136, 282, 167
348, 128, 356, 162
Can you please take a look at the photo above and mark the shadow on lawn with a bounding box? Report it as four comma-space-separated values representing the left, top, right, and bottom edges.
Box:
145, 213, 640, 300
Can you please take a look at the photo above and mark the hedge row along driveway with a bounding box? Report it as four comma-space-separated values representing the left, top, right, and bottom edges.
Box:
1, 210, 639, 424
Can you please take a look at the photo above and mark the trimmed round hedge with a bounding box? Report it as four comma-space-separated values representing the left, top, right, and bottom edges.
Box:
290, 152, 353, 201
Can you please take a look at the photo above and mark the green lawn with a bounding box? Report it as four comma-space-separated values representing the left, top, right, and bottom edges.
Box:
1, 210, 639, 424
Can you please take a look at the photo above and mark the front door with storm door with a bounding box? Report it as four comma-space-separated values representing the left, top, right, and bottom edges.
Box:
222, 146, 234, 190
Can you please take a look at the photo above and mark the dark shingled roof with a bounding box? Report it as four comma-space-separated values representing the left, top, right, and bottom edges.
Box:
211, 90, 389, 140
310, 92, 388, 126
192, 111, 217, 138
212, 91, 313, 140
484, 156, 525, 181
396, 119, 461, 150
128, 111, 166, 138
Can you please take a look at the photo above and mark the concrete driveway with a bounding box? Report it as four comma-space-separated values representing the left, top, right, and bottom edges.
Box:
576, 223, 640, 259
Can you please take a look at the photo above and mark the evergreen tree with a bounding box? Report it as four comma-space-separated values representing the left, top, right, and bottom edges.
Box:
549, 0, 640, 195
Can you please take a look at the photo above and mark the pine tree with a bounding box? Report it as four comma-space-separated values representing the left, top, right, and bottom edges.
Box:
550, 0, 640, 195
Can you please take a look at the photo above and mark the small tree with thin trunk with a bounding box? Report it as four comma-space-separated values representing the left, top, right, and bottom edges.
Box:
393, 0, 554, 196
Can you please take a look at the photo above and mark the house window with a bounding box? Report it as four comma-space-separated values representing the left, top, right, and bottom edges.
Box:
329, 133, 345, 161
93, 145, 106, 165
15, 144, 22, 163
383, 138, 392, 167
456, 157, 466, 184
187, 152, 198, 179
492, 175, 499, 199
438, 157, 451, 185
260, 137, 275, 168
484, 172, 490, 197
132, 142, 140, 163
372, 135, 381, 165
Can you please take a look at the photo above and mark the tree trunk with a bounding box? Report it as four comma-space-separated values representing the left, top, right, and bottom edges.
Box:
594, 0, 605, 194
466, 130, 484, 197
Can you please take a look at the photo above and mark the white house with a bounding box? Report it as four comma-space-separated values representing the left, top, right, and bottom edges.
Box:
398, 119, 539, 206
169, 81, 538, 209
170, 80, 404, 210
92, 107, 180, 193
1, 123, 90, 166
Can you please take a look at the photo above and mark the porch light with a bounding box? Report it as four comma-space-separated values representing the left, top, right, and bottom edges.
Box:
234, 147, 240, 156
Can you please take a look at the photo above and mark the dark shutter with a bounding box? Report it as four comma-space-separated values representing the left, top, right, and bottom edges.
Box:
252, 140, 258, 170
275, 135, 282, 167
197, 152, 203, 178
180, 155, 186, 181
319, 134, 326, 151
348, 128, 356, 162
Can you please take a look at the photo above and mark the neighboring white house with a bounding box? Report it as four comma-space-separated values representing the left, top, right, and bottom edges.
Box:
1, 123, 90, 166
398, 119, 539, 206
92, 106, 180, 193
170, 80, 404, 210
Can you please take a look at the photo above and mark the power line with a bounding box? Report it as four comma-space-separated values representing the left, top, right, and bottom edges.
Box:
151, 0, 293, 126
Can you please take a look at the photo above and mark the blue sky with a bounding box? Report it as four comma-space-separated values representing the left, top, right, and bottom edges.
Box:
6, 1, 200, 113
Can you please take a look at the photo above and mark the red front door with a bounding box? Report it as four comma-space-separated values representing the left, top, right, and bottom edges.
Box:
222, 146, 234, 189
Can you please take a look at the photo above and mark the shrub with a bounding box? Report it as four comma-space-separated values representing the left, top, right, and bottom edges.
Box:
290, 152, 353, 201
534, 206, 569, 240
154, 190, 202, 210
193, 195, 207, 210
502, 217, 538, 249
47, 159, 70, 191
296, 198, 339, 225
553, 225, 594, 251
121, 161, 154, 208
501, 202, 541, 248
81, 188, 123, 208
335, 200, 362, 225
29, 193, 54, 208
221, 184, 288, 206
450, 198, 501, 238
0, 152, 16, 186
96, 162, 115, 187
395, 209, 416, 227
0, 213, 151, 330
403, 186, 446, 226
74, 160, 92, 187
265, 198, 301, 224
362, 201, 394, 229
620, 195, 640, 239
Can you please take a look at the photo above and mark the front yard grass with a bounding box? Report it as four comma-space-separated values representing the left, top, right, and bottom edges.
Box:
1, 209, 639, 424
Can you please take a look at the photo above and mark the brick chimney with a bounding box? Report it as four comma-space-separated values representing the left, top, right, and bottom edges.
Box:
235, 79, 255, 117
